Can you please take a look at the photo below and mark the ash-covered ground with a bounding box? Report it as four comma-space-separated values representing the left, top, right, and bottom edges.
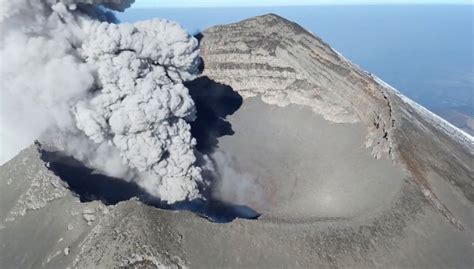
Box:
0, 1, 473, 268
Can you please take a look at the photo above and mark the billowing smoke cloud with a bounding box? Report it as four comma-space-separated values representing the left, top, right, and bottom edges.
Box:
0, 0, 206, 203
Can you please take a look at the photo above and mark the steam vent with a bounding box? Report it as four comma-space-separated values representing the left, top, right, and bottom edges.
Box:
1, 14, 473, 268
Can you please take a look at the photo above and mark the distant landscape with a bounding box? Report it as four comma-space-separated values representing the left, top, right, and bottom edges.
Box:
117, 5, 474, 135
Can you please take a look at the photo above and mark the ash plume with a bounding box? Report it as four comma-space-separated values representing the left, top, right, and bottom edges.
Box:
0, 0, 206, 203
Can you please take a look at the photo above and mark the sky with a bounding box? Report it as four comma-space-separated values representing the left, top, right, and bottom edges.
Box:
132, 0, 474, 8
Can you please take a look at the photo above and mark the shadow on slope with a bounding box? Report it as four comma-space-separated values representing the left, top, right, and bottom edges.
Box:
40, 150, 149, 205
186, 76, 243, 154
41, 150, 258, 222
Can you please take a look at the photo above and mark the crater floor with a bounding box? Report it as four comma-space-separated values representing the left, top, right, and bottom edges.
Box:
211, 97, 406, 221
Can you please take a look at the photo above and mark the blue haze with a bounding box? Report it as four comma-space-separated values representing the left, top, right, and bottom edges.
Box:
117, 5, 473, 116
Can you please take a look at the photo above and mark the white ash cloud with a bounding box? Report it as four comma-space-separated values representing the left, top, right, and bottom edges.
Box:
0, 0, 206, 203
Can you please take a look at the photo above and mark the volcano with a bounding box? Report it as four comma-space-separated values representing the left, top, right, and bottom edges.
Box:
1, 14, 473, 268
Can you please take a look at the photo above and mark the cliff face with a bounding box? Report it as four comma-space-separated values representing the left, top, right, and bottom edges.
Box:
200, 14, 395, 154
1, 14, 473, 269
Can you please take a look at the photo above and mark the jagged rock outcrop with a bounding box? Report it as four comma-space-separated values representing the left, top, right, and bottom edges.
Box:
200, 14, 394, 155
1, 14, 473, 269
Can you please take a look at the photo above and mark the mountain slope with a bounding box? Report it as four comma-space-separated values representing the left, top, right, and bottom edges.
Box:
1, 14, 473, 268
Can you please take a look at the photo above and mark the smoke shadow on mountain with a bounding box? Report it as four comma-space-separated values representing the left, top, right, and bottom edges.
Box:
184, 77, 260, 221
185, 76, 243, 154
40, 147, 258, 222
41, 150, 149, 205
170, 198, 260, 222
